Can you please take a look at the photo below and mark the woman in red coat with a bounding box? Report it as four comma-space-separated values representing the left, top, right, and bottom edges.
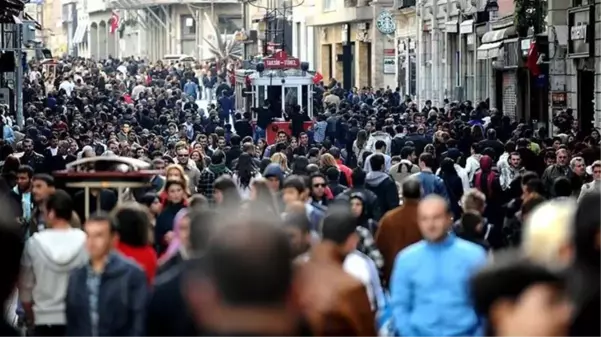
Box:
113, 203, 158, 284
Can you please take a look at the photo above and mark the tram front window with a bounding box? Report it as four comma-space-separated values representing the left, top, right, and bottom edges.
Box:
285, 87, 298, 106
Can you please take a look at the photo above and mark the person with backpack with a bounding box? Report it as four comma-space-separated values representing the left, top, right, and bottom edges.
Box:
389, 146, 419, 187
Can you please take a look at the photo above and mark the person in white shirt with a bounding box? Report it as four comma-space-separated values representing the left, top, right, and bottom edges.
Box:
58, 76, 75, 97
19, 190, 87, 335
436, 158, 470, 192
464, 143, 482, 184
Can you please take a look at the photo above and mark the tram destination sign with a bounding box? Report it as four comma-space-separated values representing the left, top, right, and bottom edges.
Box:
263, 51, 301, 69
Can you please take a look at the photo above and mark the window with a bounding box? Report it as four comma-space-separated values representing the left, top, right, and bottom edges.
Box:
296, 22, 301, 57
180, 15, 195, 39
324, 0, 336, 11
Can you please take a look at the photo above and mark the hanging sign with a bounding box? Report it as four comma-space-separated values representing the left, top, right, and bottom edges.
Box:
263, 50, 300, 69
376, 10, 396, 35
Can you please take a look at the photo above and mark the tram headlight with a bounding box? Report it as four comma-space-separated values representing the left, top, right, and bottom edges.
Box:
256, 62, 265, 73
300, 62, 309, 72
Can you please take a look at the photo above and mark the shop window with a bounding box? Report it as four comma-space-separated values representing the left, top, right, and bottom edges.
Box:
181, 15, 195, 39
324, 0, 336, 11
503, 40, 519, 68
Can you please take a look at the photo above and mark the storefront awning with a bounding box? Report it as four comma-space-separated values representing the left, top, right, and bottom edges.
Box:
72, 22, 88, 44
481, 26, 517, 44
460, 19, 474, 34
477, 41, 502, 59
445, 20, 458, 33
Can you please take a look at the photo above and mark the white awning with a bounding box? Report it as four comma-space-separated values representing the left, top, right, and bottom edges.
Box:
481, 28, 508, 44
477, 41, 502, 59
72, 22, 88, 44
459, 19, 474, 34
445, 20, 458, 33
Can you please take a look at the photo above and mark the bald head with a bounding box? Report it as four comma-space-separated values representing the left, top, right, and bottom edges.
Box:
418, 195, 452, 242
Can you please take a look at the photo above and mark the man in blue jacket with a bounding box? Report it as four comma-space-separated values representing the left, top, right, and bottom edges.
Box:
65, 213, 148, 336
412, 152, 449, 202
389, 196, 486, 336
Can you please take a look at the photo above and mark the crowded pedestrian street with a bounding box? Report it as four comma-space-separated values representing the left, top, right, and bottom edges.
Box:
0, 0, 600, 335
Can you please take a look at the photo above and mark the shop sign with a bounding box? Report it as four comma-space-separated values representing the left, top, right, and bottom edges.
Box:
376, 10, 396, 35
551, 92, 567, 107
383, 56, 395, 74
263, 51, 300, 69
567, 6, 594, 58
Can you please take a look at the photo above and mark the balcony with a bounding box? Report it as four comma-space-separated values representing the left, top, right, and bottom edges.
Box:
109, 0, 238, 9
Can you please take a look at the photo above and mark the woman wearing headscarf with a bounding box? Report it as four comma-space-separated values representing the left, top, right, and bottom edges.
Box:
157, 209, 190, 275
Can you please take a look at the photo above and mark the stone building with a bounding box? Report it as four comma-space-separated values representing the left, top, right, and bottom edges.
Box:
305, 0, 397, 90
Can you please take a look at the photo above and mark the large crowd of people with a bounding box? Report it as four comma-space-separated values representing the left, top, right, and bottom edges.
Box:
0, 55, 599, 336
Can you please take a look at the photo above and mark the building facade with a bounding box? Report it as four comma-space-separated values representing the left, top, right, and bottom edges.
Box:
291, 0, 316, 69
305, 0, 397, 90
548, 0, 600, 132
393, 0, 417, 99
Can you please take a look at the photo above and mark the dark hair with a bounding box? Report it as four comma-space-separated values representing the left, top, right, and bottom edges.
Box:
370, 153, 385, 171
520, 171, 539, 187
439, 158, 458, 177
282, 175, 306, 194
214, 175, 241, 206
87, 211, 118, 234
524, 178, 544, 196
328, 147, 341, 159
325, 166, 340, 181
235, 153, 256, 188
400, 146, 414, 159
230, 134, 241, 146
211, 150, 226, 165
32, 173, 55, 187
112, 204, 150, 246
45, 189, 73, 222
402, 178, 421, 200
189, 194, 208, 209
351, 167, 366, 186
419, 152, 435, 169
164, 179, 186, 192
321, 204, 358, 244
375, 140, 386, 151
552, 176, 572, 198
16, 165, 34, 178
291, 156, 309, 175
202, 217, 292, 305
573, 192, 600, 267
251, 179, 279, 214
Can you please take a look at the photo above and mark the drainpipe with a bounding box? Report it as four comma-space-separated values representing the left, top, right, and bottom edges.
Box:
416, 0, 423, 105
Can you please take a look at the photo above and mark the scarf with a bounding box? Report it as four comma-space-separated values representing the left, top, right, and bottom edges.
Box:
209, 162, 228, 177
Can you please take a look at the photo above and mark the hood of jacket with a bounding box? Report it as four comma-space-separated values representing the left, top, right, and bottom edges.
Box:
29, 229, 87, 272
365, 171, 389, 187
263, 163, 284, 182
480, 155, 493, 172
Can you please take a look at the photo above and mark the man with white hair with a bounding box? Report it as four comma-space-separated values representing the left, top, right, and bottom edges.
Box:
569, 156, 588, 195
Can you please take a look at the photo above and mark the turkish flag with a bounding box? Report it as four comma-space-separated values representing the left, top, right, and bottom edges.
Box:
109, 12, 120, 34
313, 72, 323, 84
527, 42, 540, 77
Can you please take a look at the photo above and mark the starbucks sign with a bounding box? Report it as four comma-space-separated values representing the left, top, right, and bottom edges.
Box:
376, 10, 396, 35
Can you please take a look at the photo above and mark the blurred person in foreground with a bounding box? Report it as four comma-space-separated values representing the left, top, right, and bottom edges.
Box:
113, 203, 157, 284
19, 190, 87, 336
568, 192, 600, 336
521, 199, 577, 270
184, 212, 310, 335
65, 213, 148, 336
0, 195, 23, 335
375, 178, 422, 287
146, 207, 217, 336
390, 195, 486, 336
295, 205, 376, 336
577, 160, 600, 202
470, 250, 573, 336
